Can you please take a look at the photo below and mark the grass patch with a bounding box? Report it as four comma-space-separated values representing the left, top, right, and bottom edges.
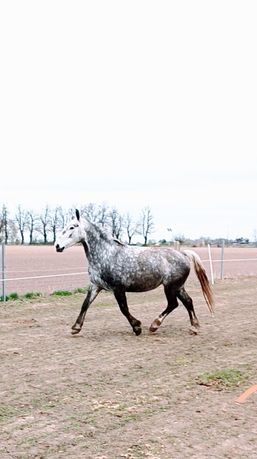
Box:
23, 291, 42, 299
197, 368, 247, 390
9, 292, 19, 300
1, 291, 42, 302
0, 404, 17, 421
0, 286, 88, 302
1, 292, 20, 301
51, 290, 73, 297
73, 287, 87, 294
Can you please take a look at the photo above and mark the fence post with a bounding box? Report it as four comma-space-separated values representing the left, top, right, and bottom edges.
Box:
207, 244, 214, 285
174, 240, 180, 251
220, 239, 225, 280
0, 244, 6, 301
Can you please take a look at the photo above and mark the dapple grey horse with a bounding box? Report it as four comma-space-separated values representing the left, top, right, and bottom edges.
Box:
55, 209, 214, 336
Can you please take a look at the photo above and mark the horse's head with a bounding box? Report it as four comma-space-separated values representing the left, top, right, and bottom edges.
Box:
55, 209, 85, 252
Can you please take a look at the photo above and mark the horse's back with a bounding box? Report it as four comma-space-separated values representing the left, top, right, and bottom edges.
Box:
117, 245, 190, 290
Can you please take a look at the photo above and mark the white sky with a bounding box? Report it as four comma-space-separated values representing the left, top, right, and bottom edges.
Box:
0, 1, 257, 241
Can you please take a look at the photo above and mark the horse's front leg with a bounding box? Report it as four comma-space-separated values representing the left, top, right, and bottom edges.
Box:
71, 283, 101, 335
113, 289, 142, 336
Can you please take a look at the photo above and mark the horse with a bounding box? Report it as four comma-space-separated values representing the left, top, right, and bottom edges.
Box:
55, 209, 214, 336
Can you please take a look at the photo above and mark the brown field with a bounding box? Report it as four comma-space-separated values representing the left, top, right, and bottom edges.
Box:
1, 272, 257, 458
2, 245, 257, 296
3, 245, 88, 296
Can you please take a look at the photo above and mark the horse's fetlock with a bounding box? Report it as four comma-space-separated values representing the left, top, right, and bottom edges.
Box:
192, 319, 200, 328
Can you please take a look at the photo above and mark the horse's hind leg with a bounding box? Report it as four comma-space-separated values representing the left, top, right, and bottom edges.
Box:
114, 289, 142, 336
149, 286, 179, 333
71, 283, 101, 335
177, 287, 200, 329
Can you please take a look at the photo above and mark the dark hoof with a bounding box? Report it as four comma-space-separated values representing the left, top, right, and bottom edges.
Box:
189, 326, 199, 335
133, 326, 142, 336
149, 325, 158, 333
71, 325, 82, 335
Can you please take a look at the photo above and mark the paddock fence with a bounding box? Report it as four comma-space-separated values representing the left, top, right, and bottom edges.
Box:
1, 245, 257, 299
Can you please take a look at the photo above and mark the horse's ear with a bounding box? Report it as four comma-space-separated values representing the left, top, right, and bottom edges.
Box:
75, 209, 80, 221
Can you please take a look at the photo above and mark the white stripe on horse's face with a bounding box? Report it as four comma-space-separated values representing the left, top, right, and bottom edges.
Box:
55, 218, 84, 251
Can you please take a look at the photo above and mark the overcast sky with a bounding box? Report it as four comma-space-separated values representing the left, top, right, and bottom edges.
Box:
1, 1, 256, 241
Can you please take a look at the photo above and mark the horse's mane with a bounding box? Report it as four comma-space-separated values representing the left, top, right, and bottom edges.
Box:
83, 218, 126, 247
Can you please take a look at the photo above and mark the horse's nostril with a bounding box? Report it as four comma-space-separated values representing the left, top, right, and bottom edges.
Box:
56, 244, 64, 253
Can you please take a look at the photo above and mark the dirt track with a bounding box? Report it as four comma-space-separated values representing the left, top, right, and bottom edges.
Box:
1, 276, 257, 458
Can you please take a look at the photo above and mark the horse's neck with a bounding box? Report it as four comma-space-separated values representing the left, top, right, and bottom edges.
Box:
83, 220, 114, 262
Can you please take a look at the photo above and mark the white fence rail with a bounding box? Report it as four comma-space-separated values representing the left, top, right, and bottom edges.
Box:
1, 245, 257, 299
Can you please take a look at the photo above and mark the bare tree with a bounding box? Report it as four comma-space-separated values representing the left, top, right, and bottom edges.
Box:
27, 209, 38, 244
15, 205, 28, 245
81, 203, 99, 223
109, 208, 123, 239
49, 206, 63, 244
0, 204, 9, 244
38, 205, 51, 244
97, 203, 109, 227
173, 233, 186, 245
139, 206, 154, 245
124, 213, 139, 245
58, 207, 70, 228
0, 208, 3, 243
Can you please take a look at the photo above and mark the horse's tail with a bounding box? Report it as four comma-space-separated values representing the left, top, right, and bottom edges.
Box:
183, 249, 214, 315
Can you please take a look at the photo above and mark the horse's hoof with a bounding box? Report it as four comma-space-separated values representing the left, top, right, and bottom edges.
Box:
149, 325, 158, 333
149, 318, 161, 333
134, 326, 142, 336
189, 326, 199, 335
71, 326, 81, 335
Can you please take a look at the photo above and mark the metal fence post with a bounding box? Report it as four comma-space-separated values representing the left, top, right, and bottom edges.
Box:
220, 240, 225, 280
0, 244, 5, 301
207, 244, 214, 285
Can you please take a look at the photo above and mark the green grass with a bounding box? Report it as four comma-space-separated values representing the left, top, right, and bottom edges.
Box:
0, 292, 19, 301
197, 368, 247, 390
0, 404, 17, 421
73, 287, 87, 294
23, 291, 42, 299
0, 286, 89, 302
50, 290, 73, 297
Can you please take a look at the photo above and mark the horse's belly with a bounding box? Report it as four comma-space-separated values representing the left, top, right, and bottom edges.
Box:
125, 276, 162, 292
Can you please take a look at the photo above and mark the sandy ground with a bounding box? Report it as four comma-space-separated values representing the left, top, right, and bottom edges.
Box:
1, 276, 257, 458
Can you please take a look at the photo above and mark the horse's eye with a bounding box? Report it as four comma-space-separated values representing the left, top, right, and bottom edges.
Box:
69, 226, 74, 230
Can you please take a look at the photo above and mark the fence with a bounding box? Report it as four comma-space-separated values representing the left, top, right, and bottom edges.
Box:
1, 245, 257, 299
0, 244, 5, 300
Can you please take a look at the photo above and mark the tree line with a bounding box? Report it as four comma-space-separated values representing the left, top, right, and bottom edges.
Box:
0, 203, 155, 246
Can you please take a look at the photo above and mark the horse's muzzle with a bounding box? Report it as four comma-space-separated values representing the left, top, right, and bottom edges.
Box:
56, 244, 64, 253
